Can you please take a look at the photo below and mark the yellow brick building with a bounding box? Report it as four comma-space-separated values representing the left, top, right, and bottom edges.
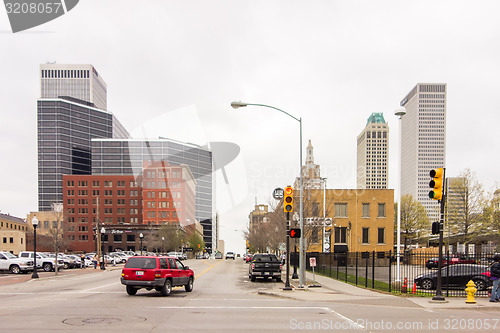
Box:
0, 213, 28, 255
300, 188, 394, 254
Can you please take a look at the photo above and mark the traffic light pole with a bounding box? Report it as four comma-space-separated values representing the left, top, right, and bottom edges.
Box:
432, 168, 446, 302
284, 212, 292, 290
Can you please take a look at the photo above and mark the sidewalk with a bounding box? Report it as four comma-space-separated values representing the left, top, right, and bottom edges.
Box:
257, 270, 500, 311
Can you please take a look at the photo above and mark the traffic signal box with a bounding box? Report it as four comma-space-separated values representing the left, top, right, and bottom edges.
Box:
289, 228, 301, 238
431, 221, 442, 235
284, 186, 293, 212
429, 168, 444, 201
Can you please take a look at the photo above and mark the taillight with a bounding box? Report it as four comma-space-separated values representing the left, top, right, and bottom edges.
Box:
155, 270, 161, 278
252, 263, 255, 269
280, 264, 282, 270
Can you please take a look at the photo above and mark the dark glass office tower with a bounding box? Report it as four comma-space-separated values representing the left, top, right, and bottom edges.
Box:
91, 138, 215, 252
37, 97, 129, 211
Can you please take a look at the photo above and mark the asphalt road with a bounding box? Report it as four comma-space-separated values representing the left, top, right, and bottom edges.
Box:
0, 259, 498, 332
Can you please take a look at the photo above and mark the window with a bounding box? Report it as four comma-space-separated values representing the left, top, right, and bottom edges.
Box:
362, 203, 370, 218
334, 227, 347, 243
362, 228, 369, 244
113, 234, 122, 242
9, 237, 14, 243
334, 203, 348, 217
378, 203, 386, 217
378, 228, 385, 244
127, 235, 135, 242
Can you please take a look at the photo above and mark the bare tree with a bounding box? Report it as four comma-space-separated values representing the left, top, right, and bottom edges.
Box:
446, 169, 488, 250
39, 203, 68, 275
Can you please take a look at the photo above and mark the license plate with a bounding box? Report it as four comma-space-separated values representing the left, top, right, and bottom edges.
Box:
136, 271, 144, 276
263, 272, 269, 275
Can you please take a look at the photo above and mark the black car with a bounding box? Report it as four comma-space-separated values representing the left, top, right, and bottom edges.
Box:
425, 255, 476, 269
415, 264, 491, 291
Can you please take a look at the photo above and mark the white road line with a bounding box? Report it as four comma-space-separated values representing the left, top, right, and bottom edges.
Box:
79, 282, 120, 293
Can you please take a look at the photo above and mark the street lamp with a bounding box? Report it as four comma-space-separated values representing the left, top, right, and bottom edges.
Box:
139, 233, 144, 255
394, 106, 406, 282
162, 236, 165, 255
100, 227, 106, 270
31, 215, 39, 278
231, 101, 305, 288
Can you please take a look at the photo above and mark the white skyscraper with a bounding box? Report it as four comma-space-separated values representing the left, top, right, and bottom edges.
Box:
357, 113, 389, 189
400, 83, 446, 221
40, 63, 107, 110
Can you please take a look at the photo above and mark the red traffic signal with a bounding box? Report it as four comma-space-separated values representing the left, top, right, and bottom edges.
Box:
289, 228, 301, 238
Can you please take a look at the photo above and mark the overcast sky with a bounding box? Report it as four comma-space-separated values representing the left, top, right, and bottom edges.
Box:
1, 1, 499, 254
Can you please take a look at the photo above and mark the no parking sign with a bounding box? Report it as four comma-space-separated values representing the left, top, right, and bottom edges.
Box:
309, 257, 316, 267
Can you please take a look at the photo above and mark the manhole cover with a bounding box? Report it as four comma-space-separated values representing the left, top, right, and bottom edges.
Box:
83, 318, 121, 324
63, 316, 146, 326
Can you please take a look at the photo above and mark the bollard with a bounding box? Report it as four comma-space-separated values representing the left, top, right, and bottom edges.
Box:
465, 280, 477, 304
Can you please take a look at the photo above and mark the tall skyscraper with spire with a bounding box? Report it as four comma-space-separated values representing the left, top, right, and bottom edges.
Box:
356, 113, 389, 189
400, 83, 447, 221
295, 140, 322, 190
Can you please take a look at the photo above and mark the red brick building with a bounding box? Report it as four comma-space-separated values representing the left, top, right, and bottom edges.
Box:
62, 162, 197, 253
62, 175, 143, 252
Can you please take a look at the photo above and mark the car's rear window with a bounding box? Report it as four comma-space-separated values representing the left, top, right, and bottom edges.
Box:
125, 257, 157, 269
253, 254, 278, 262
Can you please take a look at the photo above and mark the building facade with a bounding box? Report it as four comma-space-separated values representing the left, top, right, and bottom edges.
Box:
356, 113, 389, 189
0, 213, 27, 255
40, 63, 108, 111
249, 204, 270, 233
91, 138, 215, 252
294, 140, 322, 190
37, 64, 129, 212
301, 189, 394, 254
400, 83, 446, 221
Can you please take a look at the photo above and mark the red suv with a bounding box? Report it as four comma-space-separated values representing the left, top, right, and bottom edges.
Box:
121, 256, 194, 296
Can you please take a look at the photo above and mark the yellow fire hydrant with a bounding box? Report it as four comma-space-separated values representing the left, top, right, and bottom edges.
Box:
465, 280, 477, 304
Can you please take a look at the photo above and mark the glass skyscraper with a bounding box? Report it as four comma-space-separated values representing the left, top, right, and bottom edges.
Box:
37, 98, 129, 211
91, 138, 216, 252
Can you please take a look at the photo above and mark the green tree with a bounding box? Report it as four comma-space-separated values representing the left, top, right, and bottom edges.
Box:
394, 194, 429, 249
188, 232, 205, 253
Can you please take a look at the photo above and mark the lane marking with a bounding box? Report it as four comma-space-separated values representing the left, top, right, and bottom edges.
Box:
79, 281, 120, 293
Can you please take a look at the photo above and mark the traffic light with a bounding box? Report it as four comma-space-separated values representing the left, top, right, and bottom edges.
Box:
431, 221, 442, 235
289, 228, 301, 238
284, 186, 293, 212
429, 168, 444, 201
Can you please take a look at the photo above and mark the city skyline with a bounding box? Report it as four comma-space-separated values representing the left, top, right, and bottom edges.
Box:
1, 1, 500, 254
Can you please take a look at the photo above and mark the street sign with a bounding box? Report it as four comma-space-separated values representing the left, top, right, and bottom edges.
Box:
273, 187, 284, 200
309, 257, 317, 267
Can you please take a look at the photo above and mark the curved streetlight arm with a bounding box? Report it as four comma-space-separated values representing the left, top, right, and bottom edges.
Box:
231, 102, 301, 123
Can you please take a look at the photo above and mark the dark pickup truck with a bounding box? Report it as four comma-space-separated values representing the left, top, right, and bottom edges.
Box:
248, 253, 282, 282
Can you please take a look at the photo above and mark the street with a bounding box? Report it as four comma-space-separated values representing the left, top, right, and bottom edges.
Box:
0, 259, 498, 332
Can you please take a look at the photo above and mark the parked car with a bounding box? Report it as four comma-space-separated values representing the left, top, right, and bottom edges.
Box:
214, 252, 223, 259
225, 252, 235, 260
18, 251, 64, 272
248, 253, 282, 282
425, 255, 476, 269
120, 256, 194, 296
415, 264, 491, 291
245, 254, 253, 263
112, 252, 131, 263
0, 251, 34, 274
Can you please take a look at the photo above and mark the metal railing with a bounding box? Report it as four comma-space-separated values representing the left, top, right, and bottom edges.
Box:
290, 251, 496, 297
